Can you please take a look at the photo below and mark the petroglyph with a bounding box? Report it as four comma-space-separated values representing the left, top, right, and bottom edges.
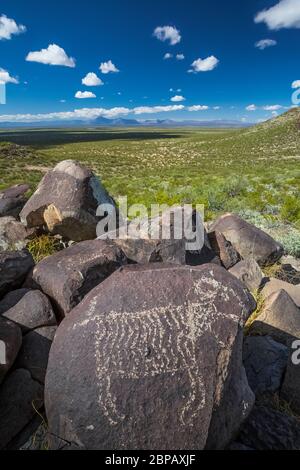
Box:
93, 276, 246, 427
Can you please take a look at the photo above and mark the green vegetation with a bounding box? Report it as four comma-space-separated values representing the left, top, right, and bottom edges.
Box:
0, 108, 299, 255
27, 234, 63, 262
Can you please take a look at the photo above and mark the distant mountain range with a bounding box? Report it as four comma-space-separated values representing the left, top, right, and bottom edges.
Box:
0, 117, 253, 129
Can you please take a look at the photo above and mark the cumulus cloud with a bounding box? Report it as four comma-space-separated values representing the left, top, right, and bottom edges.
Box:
0, 68, 18, 85
262, 104, 283, 111
164, 53, 173, 59
75, 91, 96, 99
133, 105, 184, 114
255, 39, 277, 49
0, 14, 26, 40
82, 72, 103, 86
26, 44, 75, 67
0, 104, 187, 122
254, 0, 300, 30
176, 54, 185, 60
292, 80, 300, 89
246, 104, 258, 111
153, 26, 181, 45
188, 105, 209, 111
246, 104, 284, 111
170, 95, 185, 102
189, 56, 219, 73
99, 60, 119, 74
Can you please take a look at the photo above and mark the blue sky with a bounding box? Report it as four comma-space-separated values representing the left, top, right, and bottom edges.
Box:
0, 0, 299, 123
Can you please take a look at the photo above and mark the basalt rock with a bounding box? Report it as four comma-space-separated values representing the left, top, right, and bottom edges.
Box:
210, 213, 283, 266
20, 160, 115, 242
0, 249, 34, 297
32, 239, 127, 318
45, 263, 255, 450
1, 290, 57, 333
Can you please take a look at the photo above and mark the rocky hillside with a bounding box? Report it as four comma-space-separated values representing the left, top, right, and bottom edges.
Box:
0, 160, 300, 450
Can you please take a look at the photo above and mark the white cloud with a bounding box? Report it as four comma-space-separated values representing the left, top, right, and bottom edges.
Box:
188, 105, 209, 111
255, 0, 300, 30
164, 53, 173, 60
292, 80, 300, 89
170, 95, 185, 102
0, 104, 188, 122
213, 106, 220, 110
0, 14, 26, 40
189, 56, 219, 73
0, 68, 18, 85
246, 104, 258, 111
262, 104, 283, 111
169, 88, 174, 92
176, 54, 185, 60
26, 44, 75, 67
99, 60, 119, 74
82, 72, 103, 86
75, 91, 96, 99
133, 105, 184, 114
153, 26, 181, 45
246, 104, 284, 111
255, 39, 277, 49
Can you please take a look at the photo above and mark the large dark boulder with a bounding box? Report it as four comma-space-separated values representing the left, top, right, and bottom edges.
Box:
45, 263, 255, 450
1, 290, 57, 333
0, 249, 34, 297
0, 369, 43, 449
0, 317, 22, 384
210, 213, 283, 266
237, 405, 300, 450
20, 160, 115, 241
243, 336, 288, 395
32, 239, 127, 318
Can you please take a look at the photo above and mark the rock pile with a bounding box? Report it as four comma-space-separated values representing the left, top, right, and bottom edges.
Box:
0, 159, 299, 450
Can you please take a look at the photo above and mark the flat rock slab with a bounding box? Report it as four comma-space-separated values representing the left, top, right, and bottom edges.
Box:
1, 290, 57, 333
0, 250, 34, 298
250, 289, 300, 346
229, 258, 263, 292
210, 213, 283, 266
0, 368, 43, 449
0, 317, 22, 384
261, 278, 300, 307
45, 263, 255, 450
243, 336, 288, 395
15, 326, 57, 383
237, 405, 300, 450
20, 160, 115, 241
32, 239, 127, 318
